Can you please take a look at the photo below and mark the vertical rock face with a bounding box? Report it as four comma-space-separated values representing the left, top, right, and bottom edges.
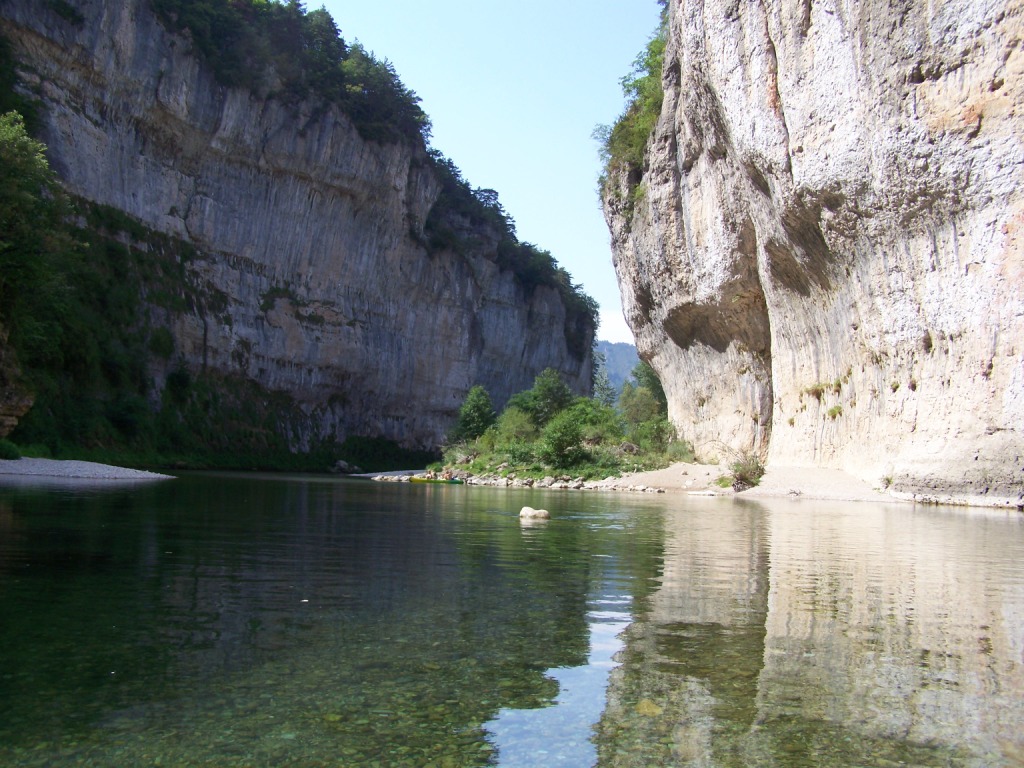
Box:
0, 0, 593, 449
605, 0, 1023, 505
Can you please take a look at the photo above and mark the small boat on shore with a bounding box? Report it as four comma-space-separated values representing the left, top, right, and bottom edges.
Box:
410, 476, 464, 485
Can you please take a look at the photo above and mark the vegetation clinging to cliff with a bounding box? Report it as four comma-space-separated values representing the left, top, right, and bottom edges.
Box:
426, 151, 598, 359
151, 0, 597, 355
0, 110, 77, 369
151, 0, 430, 144
1, 1, 597, 459
0, 105, 416, 470
596, 0, 668, 186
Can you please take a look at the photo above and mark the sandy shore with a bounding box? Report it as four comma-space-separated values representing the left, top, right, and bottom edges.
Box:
376, 461, 903, 503
0, 457, 895, 503
0, 458, 174, 482
610, 461, 899, 503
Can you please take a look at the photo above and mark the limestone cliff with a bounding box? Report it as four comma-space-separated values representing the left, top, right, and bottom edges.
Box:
604, 0, 1023, 506
0, 0, 593, 450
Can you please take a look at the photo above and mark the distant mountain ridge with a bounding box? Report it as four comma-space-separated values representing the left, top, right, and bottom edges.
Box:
595, 340, 638, 393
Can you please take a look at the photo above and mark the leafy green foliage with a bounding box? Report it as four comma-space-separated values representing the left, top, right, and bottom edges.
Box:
450, 385, 496, 442
0, 154, 392, 472
617, 360, 670, 451
151, 1, 595, 355
147, 327, 175, 359
564, 397, 624, 445
445, 360, 688, 479
618, 382, 661, 426
0, 438, 21, 460
539, 410, 585, 468
729, 452, 765, 490
629, 417, 674, 453
477, 406, 537, 452
596, 1, 669, 189
591, 351, 618, 407
0, 110, 78, 368
629, 361, 667, 413
506, 368, 574, 428
151, 0, 430, 144
424, 152, 598, 359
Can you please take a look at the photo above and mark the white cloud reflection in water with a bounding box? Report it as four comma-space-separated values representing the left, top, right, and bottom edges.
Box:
485, 596, 631, 767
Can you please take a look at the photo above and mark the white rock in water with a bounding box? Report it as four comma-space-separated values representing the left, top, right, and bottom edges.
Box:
519, 506, 550, 520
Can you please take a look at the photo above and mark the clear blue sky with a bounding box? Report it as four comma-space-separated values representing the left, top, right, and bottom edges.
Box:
318, 0, 662, 344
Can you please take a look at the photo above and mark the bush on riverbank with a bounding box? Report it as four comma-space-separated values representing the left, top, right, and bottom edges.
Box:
440, 365, 693, 480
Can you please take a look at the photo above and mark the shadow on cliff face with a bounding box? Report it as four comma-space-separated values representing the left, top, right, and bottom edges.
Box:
663, 289, 770, 360
772, 203, 833, 295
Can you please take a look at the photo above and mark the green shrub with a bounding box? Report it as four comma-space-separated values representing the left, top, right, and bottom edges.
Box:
505, 441, 536, 465
164, 366, 192, 404
597, 5, 668, 184
491, 406, 538, 444
805, 383, 826, 401
260, 285, 298, 312
16, 443, 51, 458
620, 384, 662, 428
665, 438, 694, 463
506, 368, 574, 427
539, 410, 586, 468
564, 397, 624, 443
0, 438, 21, 460
730, 452, 765, 490
105, 394, 152, 438
450, 385, 495, 442
630, 418, 674, 453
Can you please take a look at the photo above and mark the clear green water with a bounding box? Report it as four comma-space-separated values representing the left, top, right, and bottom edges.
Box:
0, 473, 1022, 767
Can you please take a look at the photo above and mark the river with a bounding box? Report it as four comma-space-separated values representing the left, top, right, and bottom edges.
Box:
0, 472, 1021, 766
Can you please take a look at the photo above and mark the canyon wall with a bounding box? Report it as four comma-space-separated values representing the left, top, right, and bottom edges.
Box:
0, 0, 592, 449
605, 0, 1023, 505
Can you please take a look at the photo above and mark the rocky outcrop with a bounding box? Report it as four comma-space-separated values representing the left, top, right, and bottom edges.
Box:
0, 0, 592, 449
605, 0, 1023, 505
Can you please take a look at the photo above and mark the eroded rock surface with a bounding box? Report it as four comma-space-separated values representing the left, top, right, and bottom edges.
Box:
605, 0, 1023, 505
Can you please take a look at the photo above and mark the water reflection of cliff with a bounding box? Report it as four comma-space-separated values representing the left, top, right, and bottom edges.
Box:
597, 500, 1024, 767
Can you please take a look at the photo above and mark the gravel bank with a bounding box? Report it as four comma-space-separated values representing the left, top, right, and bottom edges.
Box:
368, 462, 900, 503
0, 458, 174, 481
620, 462, 901, 503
